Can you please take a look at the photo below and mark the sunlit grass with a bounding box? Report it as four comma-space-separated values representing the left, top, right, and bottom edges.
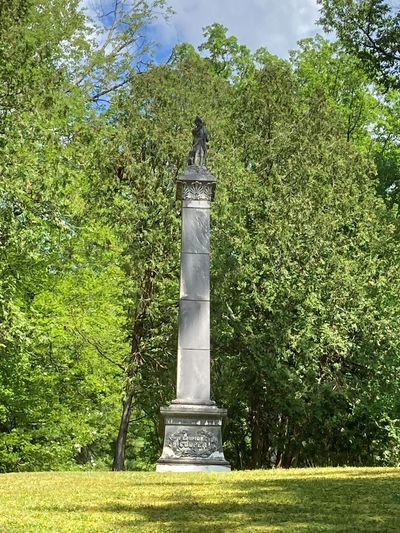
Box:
0, 467, 399, 531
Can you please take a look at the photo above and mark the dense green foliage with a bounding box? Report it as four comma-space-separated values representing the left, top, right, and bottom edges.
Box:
1, 1, 400, 471
319, 0, 400, 90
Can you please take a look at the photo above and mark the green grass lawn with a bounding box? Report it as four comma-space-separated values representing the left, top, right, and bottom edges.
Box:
0, 467, 399, 532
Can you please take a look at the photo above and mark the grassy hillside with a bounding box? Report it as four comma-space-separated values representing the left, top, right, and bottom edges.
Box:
0, 468, 399, 531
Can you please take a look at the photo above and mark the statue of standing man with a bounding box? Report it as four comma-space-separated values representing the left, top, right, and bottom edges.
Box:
187, 116, 209, 167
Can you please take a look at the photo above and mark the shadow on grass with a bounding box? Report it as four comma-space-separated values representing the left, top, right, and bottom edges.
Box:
38, 475, 400, 531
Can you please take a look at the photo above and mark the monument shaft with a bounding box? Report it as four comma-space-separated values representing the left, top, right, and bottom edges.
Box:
177, 196, 211, 403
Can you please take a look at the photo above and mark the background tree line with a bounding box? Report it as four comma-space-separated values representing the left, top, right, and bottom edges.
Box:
0, 0, 399, 471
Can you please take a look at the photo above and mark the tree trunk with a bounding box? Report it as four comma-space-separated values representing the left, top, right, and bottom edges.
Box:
250, 398, 263, 469
112, 389, 134, 471
112, 268, 156, 471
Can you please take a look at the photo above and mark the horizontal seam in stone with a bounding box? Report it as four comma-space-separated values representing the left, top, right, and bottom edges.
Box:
178, 348, 210, 351
180, 298, 210, 302
181, 252, 210, 255
179, 346, 211, 352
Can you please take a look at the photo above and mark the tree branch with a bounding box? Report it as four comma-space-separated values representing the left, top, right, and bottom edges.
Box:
70, 326, 125, 371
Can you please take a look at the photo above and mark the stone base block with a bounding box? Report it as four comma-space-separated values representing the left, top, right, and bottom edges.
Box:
156, 463, 230, 472
156, 403, 231, 472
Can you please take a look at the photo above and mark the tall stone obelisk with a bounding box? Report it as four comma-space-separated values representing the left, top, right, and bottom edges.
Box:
156, 118, 230, 472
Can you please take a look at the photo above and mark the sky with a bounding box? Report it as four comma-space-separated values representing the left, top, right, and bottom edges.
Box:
150, 0, 323, 59
81, 0, 324, 60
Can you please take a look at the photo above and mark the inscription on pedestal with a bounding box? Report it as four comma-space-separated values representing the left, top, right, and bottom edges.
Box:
167, 428, 218, 458
165, 417, 222, 426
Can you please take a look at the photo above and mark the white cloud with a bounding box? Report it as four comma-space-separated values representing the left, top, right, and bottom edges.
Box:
152, 0, 323, 58
79, 0, 323, 60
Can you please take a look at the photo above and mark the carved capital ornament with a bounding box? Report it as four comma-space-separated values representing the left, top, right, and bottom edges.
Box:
181, 181, 213, 201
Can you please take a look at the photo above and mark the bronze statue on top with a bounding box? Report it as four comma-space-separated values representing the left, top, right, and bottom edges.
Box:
187, 116, 209, 167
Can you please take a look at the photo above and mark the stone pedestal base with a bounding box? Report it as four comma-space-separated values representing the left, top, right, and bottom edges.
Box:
156, 404, 231, 472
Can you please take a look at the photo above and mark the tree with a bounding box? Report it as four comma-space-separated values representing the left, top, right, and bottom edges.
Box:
74, 0, 172, 103
199, 23, 254, 80
291, 35, 400, 207
291, 36, 378, 144
0, 0, 168, 471
318, 0, 400, 90
209, 42, 400, 469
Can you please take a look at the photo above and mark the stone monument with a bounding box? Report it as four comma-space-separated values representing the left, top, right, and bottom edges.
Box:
156, 117, 231, 472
